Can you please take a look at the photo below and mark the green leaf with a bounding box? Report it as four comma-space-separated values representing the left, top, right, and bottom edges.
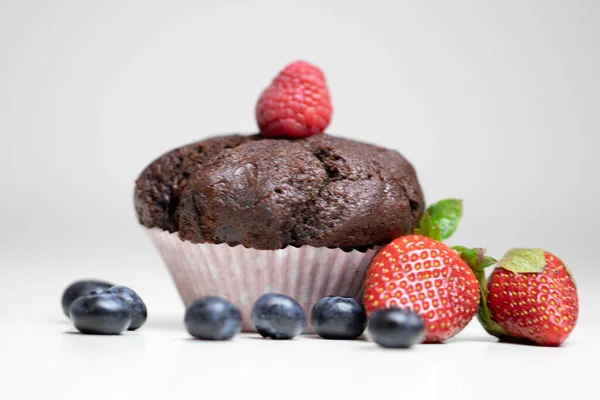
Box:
413, 212, 442, 242
497, 248, 546, 274
427, 199, 463, 240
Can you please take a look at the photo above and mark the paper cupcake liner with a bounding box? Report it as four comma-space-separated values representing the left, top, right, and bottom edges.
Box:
145, 228, 380, 333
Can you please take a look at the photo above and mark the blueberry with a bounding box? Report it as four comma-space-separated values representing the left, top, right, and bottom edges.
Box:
105, 286, 147, 331
184, 296, 243, 340
251, 293, 306, 339
61, 279, 114, 317
310, 296, 367, 340
69, 292, 132, 335
367, 308, 425, 348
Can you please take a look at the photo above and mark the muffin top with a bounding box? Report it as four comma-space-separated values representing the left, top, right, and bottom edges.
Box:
135, 133, 425, 250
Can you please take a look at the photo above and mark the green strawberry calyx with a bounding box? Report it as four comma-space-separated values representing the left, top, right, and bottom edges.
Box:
427, 198, 463, 240
413, 211, 443, 242
496, 248, 546, 273
414, 198, 463, 242
453, 246, 509, 339
498, 247, 577, 289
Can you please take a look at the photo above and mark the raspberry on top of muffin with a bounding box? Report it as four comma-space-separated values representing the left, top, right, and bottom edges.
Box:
134, 61, 425, 250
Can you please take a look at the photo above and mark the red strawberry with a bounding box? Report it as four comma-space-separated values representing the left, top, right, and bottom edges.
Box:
480, 249, 579, 346
255, 60, 333, 138
363, 234, 481, 343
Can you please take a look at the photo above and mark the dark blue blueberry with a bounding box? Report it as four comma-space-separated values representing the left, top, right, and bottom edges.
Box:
367, 308, 425, 348
69, 292, 132, 335
105, 286, 147, 331
61, 279, 114, 317
310, 296, 367, 340
251, 293, 306, 339
184, 296, 243, 340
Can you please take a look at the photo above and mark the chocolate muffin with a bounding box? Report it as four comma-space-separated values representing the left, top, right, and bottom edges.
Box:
135, 133, 425, 250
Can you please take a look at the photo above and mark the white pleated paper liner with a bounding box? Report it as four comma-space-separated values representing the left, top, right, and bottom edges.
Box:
146, 228, 380, 333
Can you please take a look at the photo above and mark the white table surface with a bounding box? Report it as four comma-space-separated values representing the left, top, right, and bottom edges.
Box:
2, 251, 597, 400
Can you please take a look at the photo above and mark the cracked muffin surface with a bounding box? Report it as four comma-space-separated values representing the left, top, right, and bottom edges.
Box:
135, 134, 425, 250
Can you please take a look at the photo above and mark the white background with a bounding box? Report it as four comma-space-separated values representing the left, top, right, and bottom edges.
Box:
1, 1, 599, 399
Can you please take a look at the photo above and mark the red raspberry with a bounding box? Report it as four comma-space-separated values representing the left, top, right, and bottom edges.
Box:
255, 61, 333, 138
